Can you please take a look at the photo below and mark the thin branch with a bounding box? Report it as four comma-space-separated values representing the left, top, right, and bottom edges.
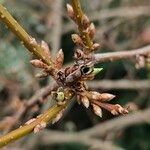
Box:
63, 6, 150, 34
50, 0, 63, 55
88, 80, 150, 90
3, 83, 58, 132
0, 89, 73, 148
80, 108, 150, 137
71, 0, 94, 53
94, 45, 150, 63
0, 4, 51, 66
91, 6, 150, 21
39, 130, 123, 150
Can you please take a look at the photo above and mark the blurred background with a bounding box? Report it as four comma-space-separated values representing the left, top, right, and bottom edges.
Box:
0, 0, 150, 149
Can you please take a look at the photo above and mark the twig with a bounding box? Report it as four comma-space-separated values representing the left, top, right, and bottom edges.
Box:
63, 6, 150, 34
88, 80, 150, 90
4, 83, 58, 132
94, 45, 150, 63
38, 130, 123, 150
50, 0, 63, 55
71, 0, 94, 53
91, 6, 150, 21
0, 88, 73, 148
0, 4, 51, 66
80, 108, 150, 137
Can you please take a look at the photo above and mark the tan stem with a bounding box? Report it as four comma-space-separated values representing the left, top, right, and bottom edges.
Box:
0, 4, 51, 66
94, 45, 150, 63
0, 89, 74, 148
71, 0, 93, 53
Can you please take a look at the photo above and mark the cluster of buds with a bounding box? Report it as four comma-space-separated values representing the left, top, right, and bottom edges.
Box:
77, 91, 129, 117
29, 37, 64, 79
29, 2, 129, 128
66, 4, 100, 53
66, 3, 129, 118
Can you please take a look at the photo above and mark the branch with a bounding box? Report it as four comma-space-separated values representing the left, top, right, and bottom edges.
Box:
2, 83, 58, 132
88, 80, 150, 90
94, 45, 150, 63
71, 0, 94, 53
63, 6, 150, 34
0, 89, 73, 148
39, 130, 123, 150
80, 108, 150, 137
0, 4, 51, 66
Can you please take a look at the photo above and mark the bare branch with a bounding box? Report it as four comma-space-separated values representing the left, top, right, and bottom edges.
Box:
94, 45, 150, 63
80, 108, 150, 137
88, 80, 150, 90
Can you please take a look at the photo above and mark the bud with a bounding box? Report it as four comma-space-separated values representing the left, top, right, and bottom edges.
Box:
115, 104, 129, 114
52, 110, 64, 124
30, 59, 48, 69
74, 49, 84, 60
88, 23, 96, 39
87, 91, 101, 100
111, 109, 119, 115
71, 34, 84, 47
56, 91, 65, 102
92, 43, 100, 51
29, 37, 37, 45
77, 94, 81, 105
25, 118, 36, 125
92, 104, 102, 117
34, 121, 46, 133
81, 95, 90, 108
35, 71, 48, 78
66, 4, 74, 19
82, 14, 90, 29
41, 40, 51, 59
93, 68, 103, 76
54, 49, 64, 70
100, 93, 116, 101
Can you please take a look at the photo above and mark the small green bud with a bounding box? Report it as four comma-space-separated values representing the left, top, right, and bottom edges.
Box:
56, 92, 65, 102
93, 68, 103, 75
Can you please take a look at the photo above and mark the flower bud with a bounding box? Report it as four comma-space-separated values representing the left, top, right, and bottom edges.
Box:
52, 110, 64, 124
88, 23, 96, 39
92, 43, 100, 51
35, 71, 48, 78
81, 96, 90, 108
54, 49, 64, 70
66, 4, 74, 19
71, 34, 84, 47
41, 40, 51, 59
29, 37, 37, 45
82, 14, 90, 29
100, 93, 116, 101
92, 104, 102, 117
30, 59, 48, 69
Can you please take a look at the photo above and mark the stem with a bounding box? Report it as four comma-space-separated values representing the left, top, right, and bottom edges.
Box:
0, 4, 51, 66
0, 90, 74, 148
71, 0, 93, 53
94, 45, 150, 63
